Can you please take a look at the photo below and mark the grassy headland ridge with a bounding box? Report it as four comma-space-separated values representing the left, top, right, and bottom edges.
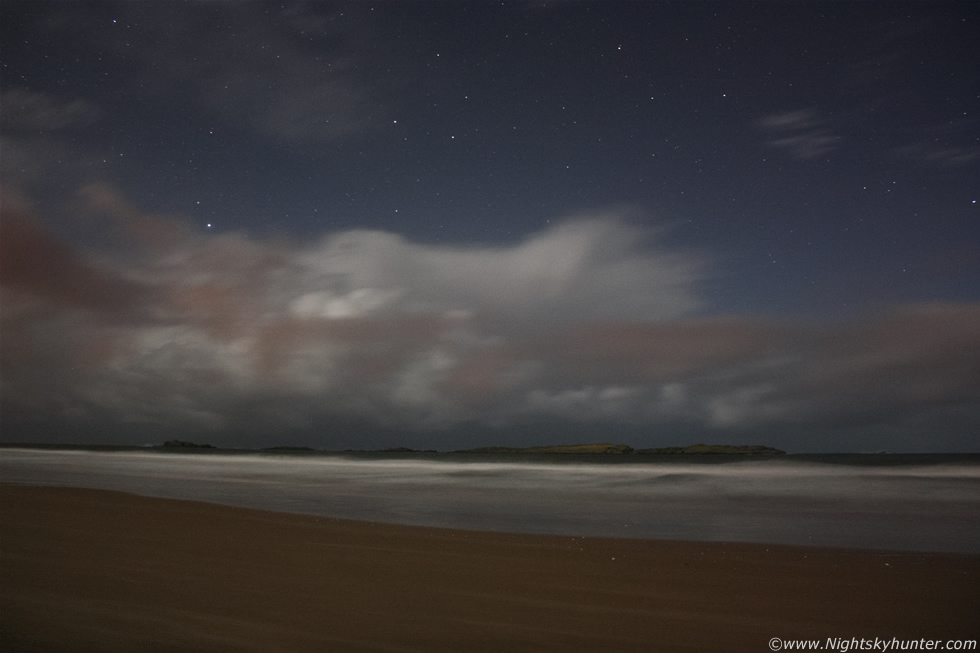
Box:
456, 443, 635, 454
455, 443, 785, 455
5, 441, 784, 456
636, 444, 786, 455
157, 440, 215, 449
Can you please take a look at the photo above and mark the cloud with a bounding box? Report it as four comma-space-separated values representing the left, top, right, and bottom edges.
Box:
0, 90, 103, 197
0, 192, 146, 314
0, 88, 101, 133
298, 216, 705, 327
894, 120, 980, 167
0, 188, 705, 432
77, 183, 194, 251
1, 187, 978, 448
791, 304, 980, 423
27, 2, 395, 142
757, 109, 840, 160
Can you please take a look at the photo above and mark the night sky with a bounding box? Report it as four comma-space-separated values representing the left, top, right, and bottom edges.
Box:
2, 1, 978, 452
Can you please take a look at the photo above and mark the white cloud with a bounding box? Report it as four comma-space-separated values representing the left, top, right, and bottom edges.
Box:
289, 288, 402, 319
301, 216, 705, 326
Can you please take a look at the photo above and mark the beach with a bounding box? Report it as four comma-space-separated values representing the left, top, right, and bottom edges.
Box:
2, 483, 977, 652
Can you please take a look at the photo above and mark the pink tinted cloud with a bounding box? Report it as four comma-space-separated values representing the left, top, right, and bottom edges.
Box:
0, 191, 145, 314
528, 318, 785, 385
800, 303, 980, 413
77, 183, 193, 250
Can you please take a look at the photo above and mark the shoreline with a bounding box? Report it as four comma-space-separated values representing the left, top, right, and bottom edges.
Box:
3, 448, 979, 554
2, 483, 978, 651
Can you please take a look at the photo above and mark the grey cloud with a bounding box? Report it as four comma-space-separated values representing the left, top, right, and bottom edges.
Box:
757, 110, 820, 131
791, 304, 980, 424
0, 88, 101, 133
757, 109, 840, 160
509, 305, 980, 440
0, 90, 103, 196
914, 147, 979, 167
658, 305, 980, 433
65, 2, 395, 142
895, 121, 980, 167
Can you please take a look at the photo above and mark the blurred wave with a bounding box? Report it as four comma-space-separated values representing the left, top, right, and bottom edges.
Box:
2, 449, 978, 553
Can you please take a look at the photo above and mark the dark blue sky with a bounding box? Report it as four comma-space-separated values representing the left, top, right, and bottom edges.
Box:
2, 1, 978, 451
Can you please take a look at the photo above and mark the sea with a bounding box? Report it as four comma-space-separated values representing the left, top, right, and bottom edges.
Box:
2, 447, 978, 554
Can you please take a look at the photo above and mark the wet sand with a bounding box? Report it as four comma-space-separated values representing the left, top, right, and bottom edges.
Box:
1, 483, 977, 651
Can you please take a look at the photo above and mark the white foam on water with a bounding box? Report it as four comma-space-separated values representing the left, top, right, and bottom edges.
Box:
2, 449, 978, 552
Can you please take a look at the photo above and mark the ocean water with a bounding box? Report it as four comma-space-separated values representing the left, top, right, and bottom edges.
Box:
2, 448, 978, 553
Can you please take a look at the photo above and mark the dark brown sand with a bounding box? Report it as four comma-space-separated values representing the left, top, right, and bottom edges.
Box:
2, 484, 977, 652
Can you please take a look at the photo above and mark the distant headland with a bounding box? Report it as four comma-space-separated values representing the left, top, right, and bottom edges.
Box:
635, 444, 786, 455
142, 440, 786, 455
454, 443, 786, 455
158, 440, 215, 449
455, 443, 635, 454
142, 440, 786, 456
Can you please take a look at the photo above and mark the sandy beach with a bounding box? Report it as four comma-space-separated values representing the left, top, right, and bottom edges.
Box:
2, 483, 977, 652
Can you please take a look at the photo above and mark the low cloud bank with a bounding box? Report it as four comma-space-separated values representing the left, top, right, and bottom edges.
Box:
2, 187, 978, 449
